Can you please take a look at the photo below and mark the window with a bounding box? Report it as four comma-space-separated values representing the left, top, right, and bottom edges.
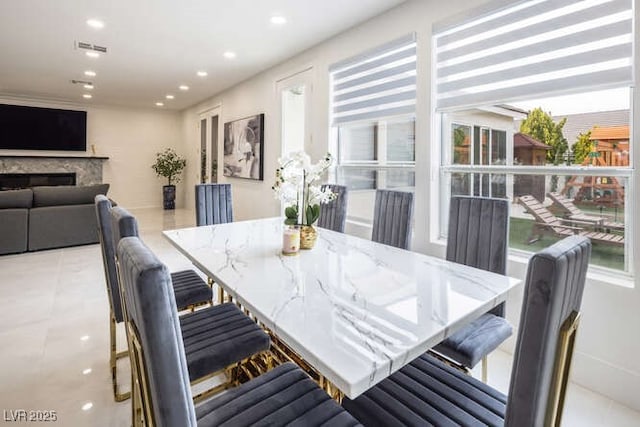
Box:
434, 0, 633, 274
330, 34, 416, 222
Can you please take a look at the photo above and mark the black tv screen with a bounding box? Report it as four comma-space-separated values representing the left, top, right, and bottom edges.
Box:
0, 104, 87, 151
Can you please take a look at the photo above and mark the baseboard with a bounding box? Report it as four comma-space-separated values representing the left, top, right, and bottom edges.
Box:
570, 350, 640, 412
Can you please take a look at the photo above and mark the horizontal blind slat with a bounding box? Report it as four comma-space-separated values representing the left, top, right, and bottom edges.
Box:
437, 43, 631, 93
334, 90, 416, 114
436, 67, 632, 111
438, 0, 631, 62
334, 105, 416, 125
334, 61, 416, 92
437, 19, 631, 78
329, 33, 416, 72
436, 0, 585, 47
334, 46, 416, 80
334, 76, 416, 102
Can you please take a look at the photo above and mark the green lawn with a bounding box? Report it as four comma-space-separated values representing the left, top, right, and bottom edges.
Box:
509, 217, 625, 271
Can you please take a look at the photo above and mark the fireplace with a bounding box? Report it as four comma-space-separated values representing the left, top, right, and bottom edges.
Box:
0, 173, 77, 190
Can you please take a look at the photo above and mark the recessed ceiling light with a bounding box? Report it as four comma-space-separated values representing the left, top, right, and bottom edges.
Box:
179, 85, 189, 91
82, 94, 92, 99
84, 70, 96, 77
86, 19, 104, 29
80, 334, 90, 340
223, 51, 236, 59
81, 402, 93, 411
197, 71, 208, 77
83, 84, 94, 90
155, 102, 164, 107
166, 94, 175, 100
85, 51, 100, 58
271, 15, 287, 25
82, 368, 92, 375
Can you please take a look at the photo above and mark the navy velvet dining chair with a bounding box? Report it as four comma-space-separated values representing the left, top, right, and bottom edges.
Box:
343, 235, 591, 427
96, 196, 215, 402
195, 183, 233, 226
433, 196, 512, 382
371, 189, 414, 249
116, 235, 362, 427
317, 184, 348, 233
109, 205, 271, 401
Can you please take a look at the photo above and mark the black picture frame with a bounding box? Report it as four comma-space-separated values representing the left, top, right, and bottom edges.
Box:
222, 113, 264, 180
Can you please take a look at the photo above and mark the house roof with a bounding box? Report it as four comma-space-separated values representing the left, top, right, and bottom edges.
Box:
514, 132, 551, 150
554, 109, 629, 145
590, 125, 629, 141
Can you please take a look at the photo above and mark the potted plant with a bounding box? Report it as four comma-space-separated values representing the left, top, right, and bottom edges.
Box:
272, 151, 335, 249
152, 148, 187, 210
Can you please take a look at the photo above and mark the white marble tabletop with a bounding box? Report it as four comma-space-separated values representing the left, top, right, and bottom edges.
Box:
163, 217, 520, 399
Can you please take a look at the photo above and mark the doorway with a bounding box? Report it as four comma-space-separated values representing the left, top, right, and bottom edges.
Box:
198, 106, 221, 183
277, 68, 313, 157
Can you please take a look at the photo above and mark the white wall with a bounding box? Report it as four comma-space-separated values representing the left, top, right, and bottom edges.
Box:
0, 98, 183, 208
180, 0, 640, 411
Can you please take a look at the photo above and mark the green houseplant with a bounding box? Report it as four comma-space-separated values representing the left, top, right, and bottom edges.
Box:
152, 148, 186, 210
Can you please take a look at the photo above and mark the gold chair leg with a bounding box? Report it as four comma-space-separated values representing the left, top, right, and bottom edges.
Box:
482, 355, 488, 383
110, 315, 131, 402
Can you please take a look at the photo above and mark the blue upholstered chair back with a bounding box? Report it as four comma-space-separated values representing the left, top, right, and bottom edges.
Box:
317, 184, 348, 233
446, 196, 510, 316
446, 196, 509, 274
505, 235, 591, 426
371, 190, 414, 249
195, 184, 233, 226
117, 236, 196, 426
110, 206, 140, 245
95, 195, 124, 323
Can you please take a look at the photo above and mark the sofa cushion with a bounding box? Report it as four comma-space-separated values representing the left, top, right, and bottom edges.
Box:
0, 209, 29, 254
32, 184, 109, 207
0, 189, 33, 209
28, 204, 99, 250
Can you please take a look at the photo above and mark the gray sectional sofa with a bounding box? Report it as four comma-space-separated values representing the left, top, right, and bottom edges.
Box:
0, 184, 110, 255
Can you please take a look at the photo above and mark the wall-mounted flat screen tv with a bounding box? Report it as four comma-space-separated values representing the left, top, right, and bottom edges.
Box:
0, 104, 87, 151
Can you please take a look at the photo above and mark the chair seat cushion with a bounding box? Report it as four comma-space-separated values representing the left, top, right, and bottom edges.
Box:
433, 313, 513, 368
180, 303, 270, 381
342, 353, 506, 427
171, 269, 212, 310
196, 362, 361, 426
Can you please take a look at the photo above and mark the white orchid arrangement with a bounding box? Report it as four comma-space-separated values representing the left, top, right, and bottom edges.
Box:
272, 151, 336, 226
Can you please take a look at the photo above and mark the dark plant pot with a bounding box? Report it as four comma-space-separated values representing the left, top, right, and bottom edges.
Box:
163, 185, 176, 210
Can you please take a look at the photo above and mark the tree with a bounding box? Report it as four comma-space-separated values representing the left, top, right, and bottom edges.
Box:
520, 107, 568, 165
572, 130, 593, 164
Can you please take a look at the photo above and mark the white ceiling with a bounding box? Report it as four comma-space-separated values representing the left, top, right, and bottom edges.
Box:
0, 0, 406, 110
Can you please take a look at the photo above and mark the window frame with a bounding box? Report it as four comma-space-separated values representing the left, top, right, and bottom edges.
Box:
335, 114, 416, 193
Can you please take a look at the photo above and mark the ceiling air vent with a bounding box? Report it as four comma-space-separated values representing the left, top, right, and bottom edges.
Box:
71, 79, 93, 85
75, 41, 108, 54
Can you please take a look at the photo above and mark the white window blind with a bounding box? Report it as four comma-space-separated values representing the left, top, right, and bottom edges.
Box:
330, 33, 417, 125
434, 0, 633, 111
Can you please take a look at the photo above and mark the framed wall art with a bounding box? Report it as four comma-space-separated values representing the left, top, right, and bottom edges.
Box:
223, 113, 264, 180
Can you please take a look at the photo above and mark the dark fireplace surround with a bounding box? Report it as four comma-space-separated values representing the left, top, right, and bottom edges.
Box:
0, 172, 77, 190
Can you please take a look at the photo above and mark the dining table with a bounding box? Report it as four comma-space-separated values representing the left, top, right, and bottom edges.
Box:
163, 217, 521, 400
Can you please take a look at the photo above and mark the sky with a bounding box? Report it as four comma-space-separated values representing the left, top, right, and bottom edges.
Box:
512, 87, 630, 116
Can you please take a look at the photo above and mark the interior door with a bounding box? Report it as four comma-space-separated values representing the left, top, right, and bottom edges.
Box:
198, 106, 221, 183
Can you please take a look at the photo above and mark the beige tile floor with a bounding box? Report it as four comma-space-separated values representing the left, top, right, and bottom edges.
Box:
0, 207, 638, 426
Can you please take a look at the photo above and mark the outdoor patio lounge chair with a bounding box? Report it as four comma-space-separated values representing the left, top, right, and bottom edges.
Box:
548, 192, 624, 232
517, 195, 624, 247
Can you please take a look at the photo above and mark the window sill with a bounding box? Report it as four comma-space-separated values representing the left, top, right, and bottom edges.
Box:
428, 237, 634, 289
